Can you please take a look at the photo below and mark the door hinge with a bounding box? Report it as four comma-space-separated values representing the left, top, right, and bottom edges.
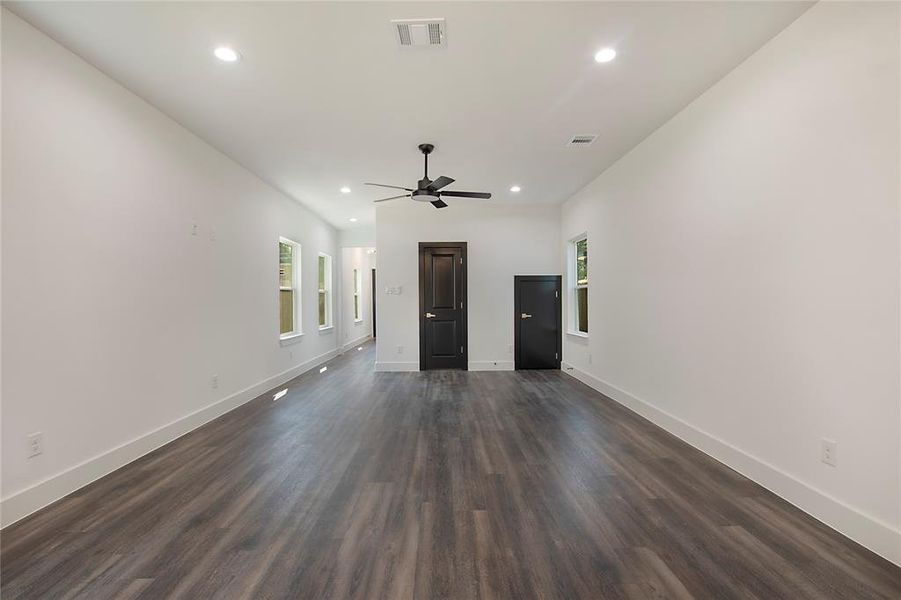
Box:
460, 301, 463, 309
460, 257, 463, 265
461, 345, 464, 353
555, 352, 559, 360
555, 290, 559, 298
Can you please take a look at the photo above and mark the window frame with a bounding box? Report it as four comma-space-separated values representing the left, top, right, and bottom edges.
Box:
353, 268, 363, 323
318, 252, 333, 330
568, 234, 589, 337
278, 237, 302, 340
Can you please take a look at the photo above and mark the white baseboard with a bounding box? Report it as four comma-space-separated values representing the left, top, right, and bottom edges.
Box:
469, 360, 515, 371
342, 333, 372, 353
374, 361, 419, 372
0, 348, 339, 529
561, 362, 901, 567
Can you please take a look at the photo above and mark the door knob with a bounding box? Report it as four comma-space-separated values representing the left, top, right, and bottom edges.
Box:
425, 312, 436, 318
521, 313, 532, 319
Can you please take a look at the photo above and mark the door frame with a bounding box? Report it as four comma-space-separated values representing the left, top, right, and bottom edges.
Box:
418, 242, 468, 371
514, 275, 562, 370
371, 268, 376, 339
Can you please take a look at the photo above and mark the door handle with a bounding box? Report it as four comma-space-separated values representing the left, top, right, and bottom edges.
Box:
425, 312, 436, 318
521, 313, 532, 319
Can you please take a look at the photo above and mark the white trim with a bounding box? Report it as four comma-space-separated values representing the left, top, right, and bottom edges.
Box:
566, 233, 589, 336
278, 332, 304, 346
0, 348, 339, 529
341, 334, 372, 353
278, 237, 302, 338
317, 252, 334, 329
374, 361, 419, 372
469, 360, 515, 371
560, 362, 901, 567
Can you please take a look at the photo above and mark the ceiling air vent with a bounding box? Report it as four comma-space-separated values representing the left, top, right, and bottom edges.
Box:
567, 134, 598, 147
392, 19, 445, 48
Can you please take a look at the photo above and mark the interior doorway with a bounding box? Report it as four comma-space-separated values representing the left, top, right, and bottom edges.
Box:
514, 275, 561, 369
418, 242, 467, 370
371, 268, 376, 339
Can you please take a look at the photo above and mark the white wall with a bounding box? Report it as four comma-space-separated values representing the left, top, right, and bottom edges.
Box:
376, 203, 560, 371
339, 226, 375, 249
1, 11, 340, 525
339, 247, 375, 350
560, 2, 900, 563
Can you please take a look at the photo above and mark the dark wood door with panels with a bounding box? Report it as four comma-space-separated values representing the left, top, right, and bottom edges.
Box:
419, 242, 467, 370
514, 275, 562, 369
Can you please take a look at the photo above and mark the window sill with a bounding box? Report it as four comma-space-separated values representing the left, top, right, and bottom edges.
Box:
279, 332, 304, 346
354, 318, 363, 324
318, 326, 334, 335
566, 330, 589, 339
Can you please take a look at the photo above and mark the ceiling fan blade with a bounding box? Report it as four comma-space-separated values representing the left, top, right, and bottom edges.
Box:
373, 194, 410, 203
365, 183, 413, 191
439, 190, 491, 199
430, 199, 448, 209
427, 176, 455, 191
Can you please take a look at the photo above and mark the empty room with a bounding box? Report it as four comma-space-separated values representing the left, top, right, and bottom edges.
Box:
1, 1, 900, 598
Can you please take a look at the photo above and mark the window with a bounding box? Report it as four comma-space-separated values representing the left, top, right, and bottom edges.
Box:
353, 268, 362, 322
279, 238, 301, 337
318, 253, 333, 328
573, 236, 588, 334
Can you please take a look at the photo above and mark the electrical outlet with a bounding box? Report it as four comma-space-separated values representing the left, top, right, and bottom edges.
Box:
588, 353, 593, 365
209, 226, 217, 241
396, 345, 403, 354
27, 432, 43, 458
191, 223, 198, 236
211, 375, 219, 390
821, 438, 837, 467
288, 351, 294, 360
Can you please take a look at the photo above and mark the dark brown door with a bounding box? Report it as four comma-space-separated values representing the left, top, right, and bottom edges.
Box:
419, 242, 467, 370
514, 275, 561, 369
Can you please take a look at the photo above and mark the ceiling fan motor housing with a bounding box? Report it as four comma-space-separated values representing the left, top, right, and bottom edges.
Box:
412, 188, 440, 202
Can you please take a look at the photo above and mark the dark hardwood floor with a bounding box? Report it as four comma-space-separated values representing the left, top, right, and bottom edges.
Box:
2, 341, 900, 599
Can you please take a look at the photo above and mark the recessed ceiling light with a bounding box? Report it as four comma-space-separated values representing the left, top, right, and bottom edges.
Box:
214, 46, 240, 62
349, 217, 358, 222
510, 185, 521, 193
594, 48, 616, 63
340, 186, 351, 194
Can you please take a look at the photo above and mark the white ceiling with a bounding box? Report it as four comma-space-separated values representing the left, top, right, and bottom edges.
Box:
8, 1, 812, 230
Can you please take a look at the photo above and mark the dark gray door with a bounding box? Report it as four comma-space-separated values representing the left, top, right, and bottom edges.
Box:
515, 275, 561, 369
419, 243, 467, 370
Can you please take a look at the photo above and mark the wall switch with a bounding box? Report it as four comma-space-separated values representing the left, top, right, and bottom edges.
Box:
821, 438, 837, 467
191, 223, 198, 236
211, 375, 219, 390
396, 345, 403, 354
27, 432, 43, 458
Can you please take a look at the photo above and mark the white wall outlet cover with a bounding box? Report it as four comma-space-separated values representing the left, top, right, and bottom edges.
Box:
821, 439, 838, 467
27, 432, 43, 458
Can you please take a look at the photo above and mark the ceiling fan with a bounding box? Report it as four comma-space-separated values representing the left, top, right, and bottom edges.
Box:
366, 143, 491, 209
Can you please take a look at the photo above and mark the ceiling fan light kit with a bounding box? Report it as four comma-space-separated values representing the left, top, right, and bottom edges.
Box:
366, 143, 491, 209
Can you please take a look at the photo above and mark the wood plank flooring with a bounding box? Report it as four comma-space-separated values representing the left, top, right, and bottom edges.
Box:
2, 341, 900, 599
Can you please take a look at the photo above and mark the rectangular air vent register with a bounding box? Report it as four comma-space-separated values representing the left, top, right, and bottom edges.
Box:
392, 19, 445, 47
567, 135, 598, 147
